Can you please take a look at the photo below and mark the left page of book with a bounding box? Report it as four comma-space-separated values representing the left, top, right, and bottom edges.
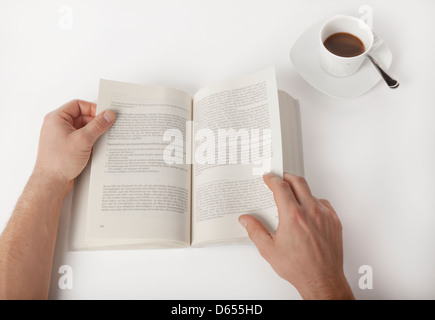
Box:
73, 80, 192, 249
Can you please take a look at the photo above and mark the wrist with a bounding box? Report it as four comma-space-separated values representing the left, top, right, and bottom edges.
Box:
30, 167, 72, 197
299, 274, 355, 300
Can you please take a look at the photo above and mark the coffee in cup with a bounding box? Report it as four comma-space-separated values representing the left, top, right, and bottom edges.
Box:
319, 15, 380, 77
323, 32, 365, 57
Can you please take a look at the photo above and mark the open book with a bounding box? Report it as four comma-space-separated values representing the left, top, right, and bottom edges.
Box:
69, 67, 303, 250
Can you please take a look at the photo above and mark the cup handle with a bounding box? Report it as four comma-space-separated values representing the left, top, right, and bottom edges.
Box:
371, 33, 384, 52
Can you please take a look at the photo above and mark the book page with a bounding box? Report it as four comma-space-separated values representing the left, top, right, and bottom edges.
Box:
191, 67, 283, 246
82, 80, 192, 248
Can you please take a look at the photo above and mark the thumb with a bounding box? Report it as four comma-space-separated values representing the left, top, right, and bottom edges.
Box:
80, 110, 116, 146
239, 214, 274, 258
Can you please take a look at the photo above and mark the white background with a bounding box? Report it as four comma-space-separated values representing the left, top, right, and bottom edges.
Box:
1, 0, 434, 299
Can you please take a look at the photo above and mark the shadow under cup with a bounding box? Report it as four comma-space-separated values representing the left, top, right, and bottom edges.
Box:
320, 15, 374, 77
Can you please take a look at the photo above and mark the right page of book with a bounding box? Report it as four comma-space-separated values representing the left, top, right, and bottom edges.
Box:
191, 67, 283, 246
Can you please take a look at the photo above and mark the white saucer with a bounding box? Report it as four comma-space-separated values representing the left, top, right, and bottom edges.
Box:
290, 20, 393, 99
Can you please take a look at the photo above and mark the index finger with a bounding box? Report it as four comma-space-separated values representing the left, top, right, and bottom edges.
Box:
58, 99, 97, 119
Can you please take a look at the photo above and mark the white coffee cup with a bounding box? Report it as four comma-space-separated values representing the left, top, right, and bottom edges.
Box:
320, 15, 379, 77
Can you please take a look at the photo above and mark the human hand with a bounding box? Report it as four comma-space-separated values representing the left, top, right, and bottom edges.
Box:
33, 100, 115, 192
239, 173, 354, 300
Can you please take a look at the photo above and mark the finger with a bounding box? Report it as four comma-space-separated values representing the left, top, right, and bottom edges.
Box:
319, 198, 334, 211
239, 215, 274, 259
73, 115, 95, 129
318, 198, 341, 226
77, 110, 116, 146
283, 173, 317, 208
263, 173, 300, 223
59, 99, 97, 119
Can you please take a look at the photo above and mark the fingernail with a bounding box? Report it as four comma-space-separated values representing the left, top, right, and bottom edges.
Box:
238, 216, 247, 228
263, 172, 276, 180
103, 110, 115, 123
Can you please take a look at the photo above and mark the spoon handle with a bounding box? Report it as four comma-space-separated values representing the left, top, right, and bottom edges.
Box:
367, 54, 400, 89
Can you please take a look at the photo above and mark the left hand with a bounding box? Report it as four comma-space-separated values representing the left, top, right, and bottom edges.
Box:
34, 99, 115, 191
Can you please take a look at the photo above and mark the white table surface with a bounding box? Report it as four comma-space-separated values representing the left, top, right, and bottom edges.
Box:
1, 0, 434, 300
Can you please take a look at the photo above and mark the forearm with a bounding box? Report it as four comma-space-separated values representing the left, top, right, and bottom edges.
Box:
0, 171, 70, 299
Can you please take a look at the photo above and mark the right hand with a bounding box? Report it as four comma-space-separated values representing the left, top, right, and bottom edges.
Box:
239, 172, 354, 300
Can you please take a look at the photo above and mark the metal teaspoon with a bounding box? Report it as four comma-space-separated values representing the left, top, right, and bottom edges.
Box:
367, 54, 400, 89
